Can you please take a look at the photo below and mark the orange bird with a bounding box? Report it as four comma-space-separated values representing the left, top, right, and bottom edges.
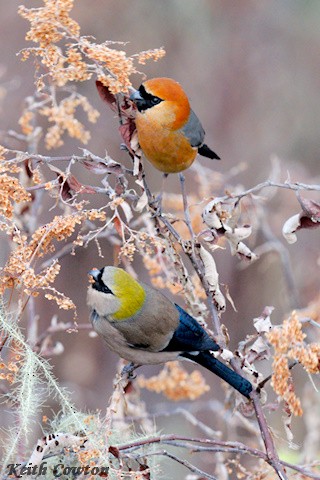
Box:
130, 77, 220, 174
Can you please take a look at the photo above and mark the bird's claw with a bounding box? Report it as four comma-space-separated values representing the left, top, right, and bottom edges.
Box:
121, 362, 138, 379
149, 194, 163, 217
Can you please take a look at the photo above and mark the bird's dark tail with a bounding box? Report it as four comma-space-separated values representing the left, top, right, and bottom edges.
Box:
198, 144, 220, 160
182, 351, 252, 398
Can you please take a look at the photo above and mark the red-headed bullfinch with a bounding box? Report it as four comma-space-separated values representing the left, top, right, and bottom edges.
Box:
130, 77, 220, 174
87, 266, 252, 398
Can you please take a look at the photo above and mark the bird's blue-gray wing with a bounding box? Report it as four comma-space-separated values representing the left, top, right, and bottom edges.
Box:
180, 109, 205, 148
162, 304, 219, 352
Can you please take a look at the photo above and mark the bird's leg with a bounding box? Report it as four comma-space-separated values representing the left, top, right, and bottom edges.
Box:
150, 173, 168, 217
179, 172, 194, 237
121, 361, 139, 379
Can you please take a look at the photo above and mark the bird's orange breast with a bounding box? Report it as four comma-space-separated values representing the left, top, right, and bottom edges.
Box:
135, 108, 197, 174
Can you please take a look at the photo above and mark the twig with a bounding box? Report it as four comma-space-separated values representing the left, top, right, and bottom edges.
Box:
257, 361, 298, 391
39, 228, 115, 270
250, 390, 288, 480
179, 172, 194, 238
35, 322, 92, 350
134, 449, 218, 480
300, 317, 320, 329
115, 433, 318, 478
230, 179, 320, 200
153, 211, 222, 337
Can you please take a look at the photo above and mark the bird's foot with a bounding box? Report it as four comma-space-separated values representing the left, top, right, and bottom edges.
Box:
121, 362, 138, 379
149, 173, 168, 218
120, 143, 129, 152
149, 193, 164, 218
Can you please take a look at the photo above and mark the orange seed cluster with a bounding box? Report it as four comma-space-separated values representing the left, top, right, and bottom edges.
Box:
267, 311, 320, 416
39, 95, 99, 149
0, 173, 31, 219
19, 0, 80, 47
138, 361, 210, 401
0, 358, 20, 385
18, 0, 166, 151
136, 48, 166, 65
0, 210, 106, 309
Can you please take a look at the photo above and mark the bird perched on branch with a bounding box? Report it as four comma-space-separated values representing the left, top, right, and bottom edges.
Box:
130, 77, 220, 174
87, 266, 252, 398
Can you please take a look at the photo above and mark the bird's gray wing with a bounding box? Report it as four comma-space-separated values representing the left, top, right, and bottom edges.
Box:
180, 109, 205, 147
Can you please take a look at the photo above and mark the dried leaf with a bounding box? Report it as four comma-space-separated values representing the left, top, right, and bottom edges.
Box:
108, 445, 120, 458
83, 159, 120, 175
220, 348, 234, 361
134, 191, 148, 212
233, 225, 252, 240
133, 154, 141, 177
224, 284, 237, 312
119, 200, 133, 223
96, 80, 136, 119
96, 80, 117, 110
253, 313, 273, 333
225, 226, 258, 261
199, 245, 219, 287
282, 213, 302, 244
113, 216, 122, 237
67, 175, 96, 194
202, 198, 223, 229
96, 80, 138, 157
282, 197, 320, 244
298, 196, 320, 219
119, 119, 136, 152
139, 463, 151, 479
282, 408, 299, 449
46, 163, 65, 176
203, 199, 257, 261
199, 245, 226, 311
250, 337, 270, 361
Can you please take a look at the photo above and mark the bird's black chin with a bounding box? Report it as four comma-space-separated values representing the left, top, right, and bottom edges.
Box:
135, 100, 149, 112
92, 281, 114, 295
89, 267, 114, 295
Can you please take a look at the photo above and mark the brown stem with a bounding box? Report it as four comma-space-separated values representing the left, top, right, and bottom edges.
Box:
135, 449, 218, 480
250, 390, 288, 480
115, 433, 318, 478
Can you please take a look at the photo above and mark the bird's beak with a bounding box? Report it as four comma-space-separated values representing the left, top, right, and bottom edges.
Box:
129, 89, 146, 111
129, 88, 143, 102
88, 269, 100, 281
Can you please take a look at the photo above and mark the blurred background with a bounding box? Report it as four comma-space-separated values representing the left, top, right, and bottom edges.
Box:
0, 1, 319, 477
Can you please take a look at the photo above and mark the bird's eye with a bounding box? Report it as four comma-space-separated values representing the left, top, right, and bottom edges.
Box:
93, 270, 114, 295
151, 96, 162, 105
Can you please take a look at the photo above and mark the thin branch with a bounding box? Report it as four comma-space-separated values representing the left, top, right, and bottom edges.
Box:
250, 390, 287, 480
35, 321, 92, 350
257, 361, 298, 391
179, 172, 194, 238
115, 433, 318, 478
134, 449, 218, 480
230, 179, 320, 200
6, 434, 318, 480
39, 227, 115, 270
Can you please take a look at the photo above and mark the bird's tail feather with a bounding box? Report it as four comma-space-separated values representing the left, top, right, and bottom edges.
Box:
183, 351, 252, 398
198, 144, 220, 160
